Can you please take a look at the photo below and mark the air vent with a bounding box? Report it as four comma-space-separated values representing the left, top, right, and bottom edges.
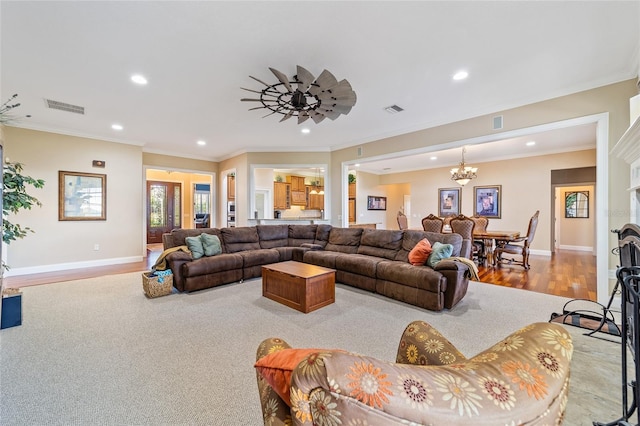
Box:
492, 115, 503, 130
384, 104, 404, 114
45, 99, 85, 115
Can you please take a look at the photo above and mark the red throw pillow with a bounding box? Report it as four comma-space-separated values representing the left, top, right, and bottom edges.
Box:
254, 348, 326, 406
408, 238, 432, 265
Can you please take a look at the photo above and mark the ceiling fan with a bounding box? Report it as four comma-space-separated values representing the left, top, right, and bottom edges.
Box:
241, 65, 357, 124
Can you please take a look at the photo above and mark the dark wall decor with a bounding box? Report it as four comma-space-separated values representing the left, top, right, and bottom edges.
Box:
367, 196, 386, 210
438, 188, 461, 217
565, 191, 589, 218
473, 185, 501, 218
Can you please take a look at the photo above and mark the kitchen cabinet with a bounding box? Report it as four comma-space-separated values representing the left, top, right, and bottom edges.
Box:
307, 186, 324, 210
288, 175, 306, 206
348, 199, 356, 222
348, 183, 356, 198
228, 175, 235, 200
274, 182, 290, 210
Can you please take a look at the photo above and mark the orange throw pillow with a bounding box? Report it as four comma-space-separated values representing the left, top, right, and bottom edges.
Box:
254, 348, 325, 406
408, 238, 432, 265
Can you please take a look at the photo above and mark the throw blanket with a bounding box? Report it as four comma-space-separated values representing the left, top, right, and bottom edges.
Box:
152, 245, 190, 272
450, 256, 480, 281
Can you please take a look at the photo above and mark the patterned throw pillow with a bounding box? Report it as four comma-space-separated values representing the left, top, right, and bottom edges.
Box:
426, 241, 454, 268
185, 236, 205, 259
200, 233, 222, 256
408, 238, 432, 265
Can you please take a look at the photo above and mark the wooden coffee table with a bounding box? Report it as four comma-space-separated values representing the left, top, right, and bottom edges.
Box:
262, 261, 335, 313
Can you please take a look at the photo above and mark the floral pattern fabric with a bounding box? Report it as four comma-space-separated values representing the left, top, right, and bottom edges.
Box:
257, 321, 572, 425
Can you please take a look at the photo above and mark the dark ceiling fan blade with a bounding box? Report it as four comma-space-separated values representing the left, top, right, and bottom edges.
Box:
249, 75, 271, 87
295, 65, 315, 92
241, 87, 263, 94
308, 70, 338, 96
297, 112, 310, 124
248, 106, 267, 111
240, 98, 263, 102
269, 67, 293, 93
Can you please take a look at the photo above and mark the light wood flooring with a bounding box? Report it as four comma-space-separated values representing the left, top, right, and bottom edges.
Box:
3, 247, 597, 301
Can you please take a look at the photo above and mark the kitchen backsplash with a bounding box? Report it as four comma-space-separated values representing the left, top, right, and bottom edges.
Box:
279, 205, 322, 218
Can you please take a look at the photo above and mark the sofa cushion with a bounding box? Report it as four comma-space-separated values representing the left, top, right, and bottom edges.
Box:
170, 228, 225, 252
239, 248, 280, 268
201, 233, 222, 256
314, 224, 332, 248
377, 260, 446, 293
395, 230, 462, 262
303, 250, 342, 269
185, 236, 205, 259
335, 254, 382, 278
288, 224, 318, 246
325, 227, 363, 254
257, 225, 289, 249
356, 229, 404, 260
221, 227, 261, 253
181, 253, 243, 277
426, 241, 454, 268
408, 238, 432, 265
424, 231, 462, 257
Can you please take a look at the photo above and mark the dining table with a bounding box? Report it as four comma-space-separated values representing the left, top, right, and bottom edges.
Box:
473, 230, 521, 266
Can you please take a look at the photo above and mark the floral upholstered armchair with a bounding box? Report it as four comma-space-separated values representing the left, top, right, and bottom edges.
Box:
255, 321, 573, 425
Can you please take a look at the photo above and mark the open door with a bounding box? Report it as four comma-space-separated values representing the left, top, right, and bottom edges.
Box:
147, 181, 181, 244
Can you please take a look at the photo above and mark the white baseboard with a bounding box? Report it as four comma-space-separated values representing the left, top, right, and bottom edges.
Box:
530, 249, 552, 257
558, 245, 593, 252
4, 256, 143, 277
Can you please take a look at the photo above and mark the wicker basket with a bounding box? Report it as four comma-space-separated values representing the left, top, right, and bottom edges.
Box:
141, 271, 173, 298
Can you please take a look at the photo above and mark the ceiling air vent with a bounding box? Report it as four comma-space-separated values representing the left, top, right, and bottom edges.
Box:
384, 104, 404, 114
44, 99, 85, 115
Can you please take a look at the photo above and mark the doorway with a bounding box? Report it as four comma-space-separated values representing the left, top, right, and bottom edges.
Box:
147, 181, 182, 244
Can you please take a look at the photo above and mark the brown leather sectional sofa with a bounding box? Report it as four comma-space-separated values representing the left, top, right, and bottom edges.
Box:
162, 224, 471, 311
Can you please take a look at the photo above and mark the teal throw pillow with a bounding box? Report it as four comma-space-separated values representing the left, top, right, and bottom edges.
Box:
426, 241, 454, 268
185, 236, 205, 259
200, 233, 222, 256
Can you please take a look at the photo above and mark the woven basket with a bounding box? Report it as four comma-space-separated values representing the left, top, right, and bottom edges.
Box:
141, 271, 173, 298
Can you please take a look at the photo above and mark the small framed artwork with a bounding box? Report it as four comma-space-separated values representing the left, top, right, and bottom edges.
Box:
474, 185, 501, 218
367, 196, 387, 210
59, 171, 107, 221
438, 188, 461, 217
565, 191, 589, 218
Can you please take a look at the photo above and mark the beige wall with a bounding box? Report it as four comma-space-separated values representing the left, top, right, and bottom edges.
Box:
330, 79, 637, 265
3, 127, 143, 273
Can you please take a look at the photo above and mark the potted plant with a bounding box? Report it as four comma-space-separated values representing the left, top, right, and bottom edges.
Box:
0, 95, 45, 328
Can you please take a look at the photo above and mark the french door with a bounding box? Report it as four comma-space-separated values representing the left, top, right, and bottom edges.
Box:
147, 181, 181, 244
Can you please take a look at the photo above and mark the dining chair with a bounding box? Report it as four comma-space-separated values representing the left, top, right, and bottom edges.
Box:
471, 215, 489, 262
495, 210, 540, 270
421, 214, 444, 233
396, 210, 408, 230
449, 214, 475, 260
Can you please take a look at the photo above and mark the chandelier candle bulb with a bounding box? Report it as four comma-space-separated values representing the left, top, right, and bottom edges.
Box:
450, 147, 478, 186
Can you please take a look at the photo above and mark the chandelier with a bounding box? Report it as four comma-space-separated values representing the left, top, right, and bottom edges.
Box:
309, 168, 324, 195
241, 66, 357, 124
450, 147, 478, 186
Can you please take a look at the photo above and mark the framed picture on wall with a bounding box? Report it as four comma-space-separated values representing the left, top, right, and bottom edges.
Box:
473, 185, 501, 218
58, 171, 107, 221
438, 188, 461, 217
367, 196, 387, 210
565, 190, 589, 218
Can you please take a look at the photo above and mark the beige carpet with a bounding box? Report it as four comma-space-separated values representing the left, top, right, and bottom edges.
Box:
0, 273, 628, 425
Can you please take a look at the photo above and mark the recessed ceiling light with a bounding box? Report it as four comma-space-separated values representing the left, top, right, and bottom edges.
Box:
131, 74, 148, 85
354, 164, 360, 167
301, 128, 310, 134
197, 140, 206, 146
453, 70, 468, 81
526, 141, 536, 146
430, 156, 437, 160
111, 124, 123, 130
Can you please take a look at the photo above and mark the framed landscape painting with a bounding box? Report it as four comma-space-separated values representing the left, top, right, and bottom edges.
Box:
59, 171, 107, 221
438, 188, 460, 217
474, 185, 501, 218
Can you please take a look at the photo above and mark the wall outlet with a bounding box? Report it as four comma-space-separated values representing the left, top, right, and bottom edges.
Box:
94, 244, 99, 251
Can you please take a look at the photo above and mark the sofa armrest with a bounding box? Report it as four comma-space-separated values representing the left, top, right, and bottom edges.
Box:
434, 260, 469, 310
165, 251, 192, 292
300, 243, 323, 250
396, 320, 466, 365
256, 338, 293, 425
292, 244, 323, 262
290, 322, 573, 425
